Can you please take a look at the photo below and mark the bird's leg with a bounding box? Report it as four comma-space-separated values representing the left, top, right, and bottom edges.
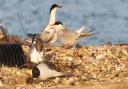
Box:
18, 62, 37, 69
62, 45, 72, 49
75, 42, 82, 48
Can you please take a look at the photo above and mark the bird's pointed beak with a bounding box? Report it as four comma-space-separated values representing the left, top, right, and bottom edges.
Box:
58, 5, 62, 8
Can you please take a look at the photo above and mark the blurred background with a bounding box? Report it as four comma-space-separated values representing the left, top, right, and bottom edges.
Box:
0, 0, 128, 45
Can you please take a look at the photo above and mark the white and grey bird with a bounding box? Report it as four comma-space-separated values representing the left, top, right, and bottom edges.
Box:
32, 62, 63, 80
40, 4, 62, 44
54, 21, 94, 47
29, 38, 44, 64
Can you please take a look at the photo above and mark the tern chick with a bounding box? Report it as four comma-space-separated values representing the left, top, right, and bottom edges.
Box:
54, 21, 94, 47
32, 62, 63, 80
40, 4, 62, 44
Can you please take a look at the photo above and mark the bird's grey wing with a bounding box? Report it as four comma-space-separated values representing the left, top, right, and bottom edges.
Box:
40, 31, 51, 43
49, 33, 57, 44
57, 30, 79, 46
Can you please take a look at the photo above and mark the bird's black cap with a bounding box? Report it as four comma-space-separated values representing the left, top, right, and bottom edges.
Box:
50, 4, 62, 13
32, 67, 40, 78
54, 21, 63, 25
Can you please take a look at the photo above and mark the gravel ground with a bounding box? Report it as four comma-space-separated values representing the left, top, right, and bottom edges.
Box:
0, 38, 128, 89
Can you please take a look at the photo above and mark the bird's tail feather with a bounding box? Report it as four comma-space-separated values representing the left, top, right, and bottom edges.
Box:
79, 26, 96, 38
50, 70, 63, 77
75, 26, 85, 35
80, 32, 93, 37
87, 29, 95, 33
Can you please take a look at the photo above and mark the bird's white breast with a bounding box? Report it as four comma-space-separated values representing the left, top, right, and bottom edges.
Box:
37, 63, 63, 80
29, 45, 44, 63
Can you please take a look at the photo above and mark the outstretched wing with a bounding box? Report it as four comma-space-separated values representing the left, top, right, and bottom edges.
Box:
57, 29, 79, 46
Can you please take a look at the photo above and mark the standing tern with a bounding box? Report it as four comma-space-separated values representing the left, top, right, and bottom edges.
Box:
29, 38, 44, 64
40, 4, 62, 44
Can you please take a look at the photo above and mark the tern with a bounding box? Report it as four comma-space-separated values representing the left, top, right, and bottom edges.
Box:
29, 38, 44, 64
40, 4, 62, 44
54, 21, 94, 47
32, 62, 63, 80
